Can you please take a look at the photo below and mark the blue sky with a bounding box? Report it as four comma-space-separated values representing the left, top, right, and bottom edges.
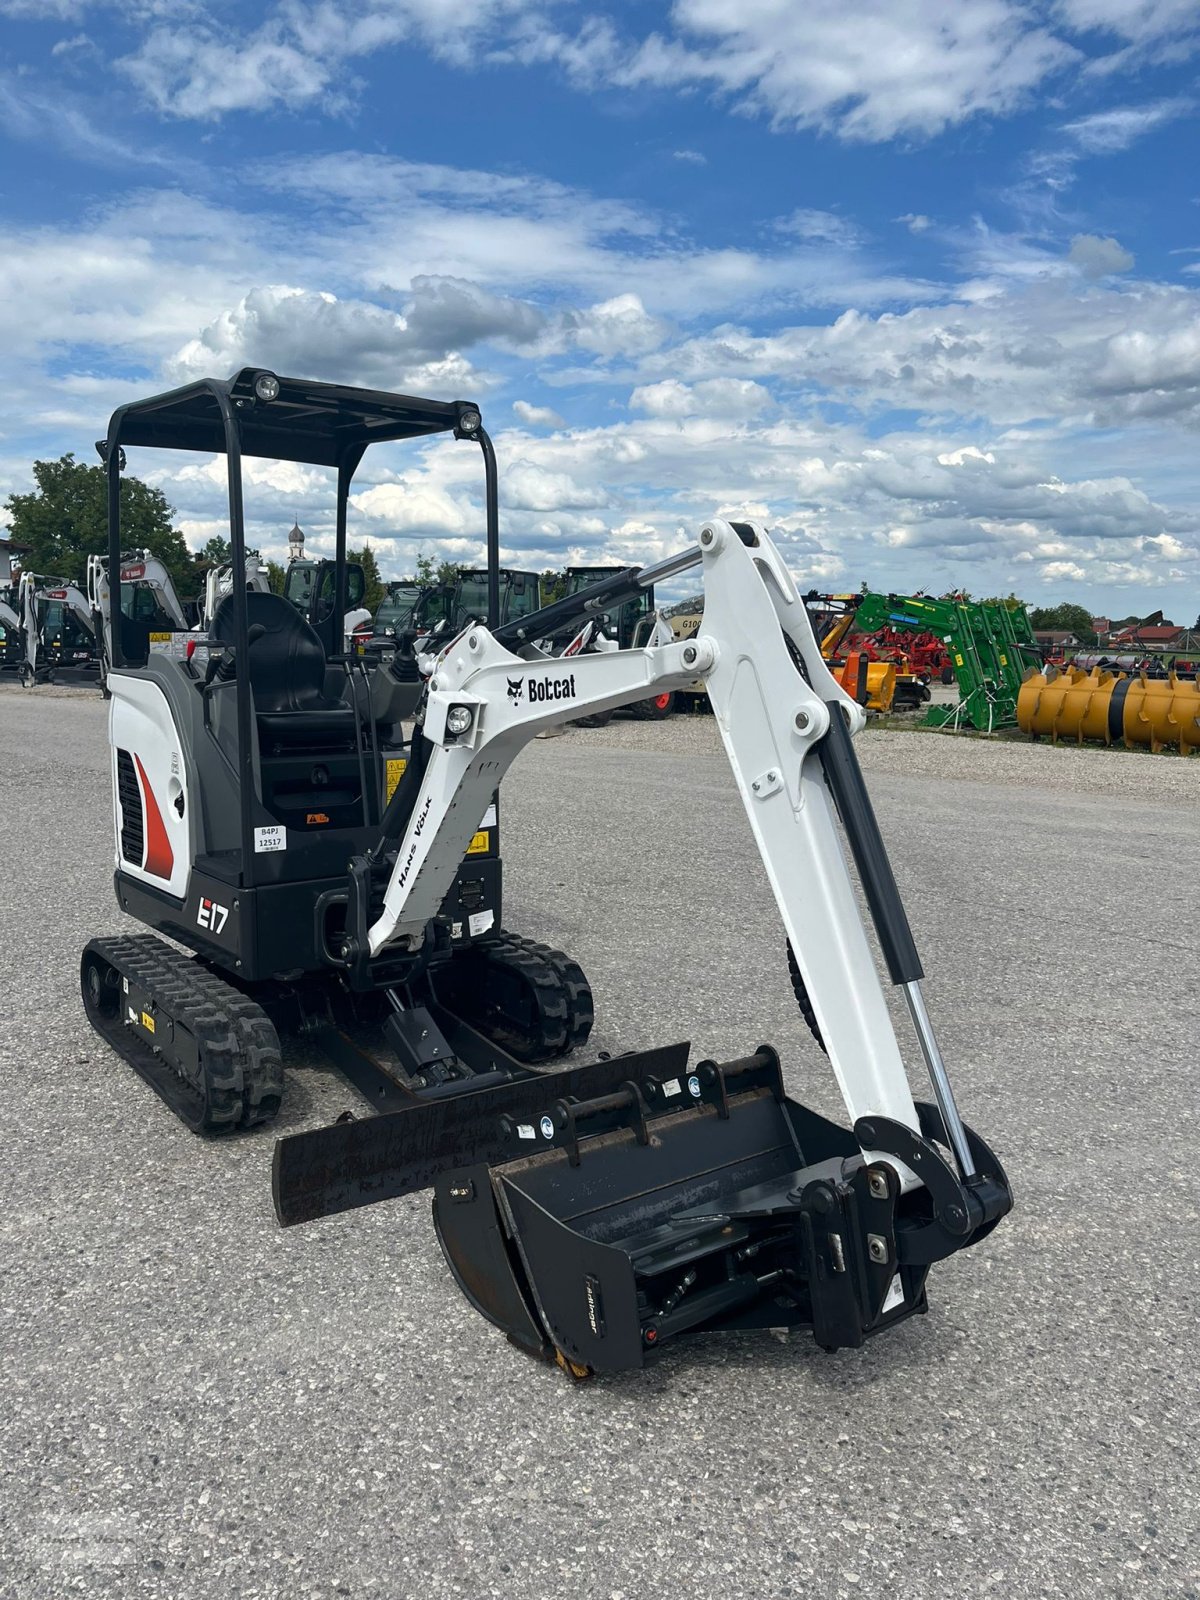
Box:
2, 0, 1199, 615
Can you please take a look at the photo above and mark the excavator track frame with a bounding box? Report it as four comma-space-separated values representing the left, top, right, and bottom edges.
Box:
81, 934, 283, 1133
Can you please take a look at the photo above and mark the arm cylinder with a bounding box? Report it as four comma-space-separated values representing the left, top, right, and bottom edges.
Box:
816, 702, 923, 986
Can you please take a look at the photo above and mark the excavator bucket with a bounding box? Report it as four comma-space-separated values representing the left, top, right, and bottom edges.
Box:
274, 1042, 1010, 1375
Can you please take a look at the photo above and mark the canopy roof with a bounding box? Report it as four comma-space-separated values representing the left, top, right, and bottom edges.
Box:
106, 369, 476, 468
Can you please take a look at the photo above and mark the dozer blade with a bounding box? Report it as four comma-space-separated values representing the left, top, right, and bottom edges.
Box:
272, 1041, 691, 1225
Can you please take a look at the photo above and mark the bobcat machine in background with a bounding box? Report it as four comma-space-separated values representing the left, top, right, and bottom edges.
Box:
86, 550, 192, 696
383, 568, 539, 700
17, 572, 100, 687
0, 579, 22, 672
283, 553, 371, 655
197, 548, 272, 630
81, 369, 1010, 1379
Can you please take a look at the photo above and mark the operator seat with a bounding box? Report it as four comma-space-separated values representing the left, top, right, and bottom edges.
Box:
212, 591, 355, 746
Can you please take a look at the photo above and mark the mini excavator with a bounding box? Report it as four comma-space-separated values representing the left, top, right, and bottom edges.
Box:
86, 550, 192, 694
82, 369, 1010, 1377
17, 572, 101, 686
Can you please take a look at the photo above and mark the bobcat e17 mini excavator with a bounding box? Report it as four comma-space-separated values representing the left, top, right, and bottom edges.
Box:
86, 550, 192, 695
82, 368, 1010, 1378
18, 572, 100, 686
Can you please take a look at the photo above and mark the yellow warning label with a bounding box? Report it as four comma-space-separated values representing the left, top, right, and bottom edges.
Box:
141, 1011, 156, 1034
385, 757, 408, 802
467, 830, 489, 855
999, 654, 1008, 666
955, 654, 964, 666
148, 631, 172, 643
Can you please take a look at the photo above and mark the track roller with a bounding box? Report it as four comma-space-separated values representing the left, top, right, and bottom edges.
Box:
81, 934, 283, 1134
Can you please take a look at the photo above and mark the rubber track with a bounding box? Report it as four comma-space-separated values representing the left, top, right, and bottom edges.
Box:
82, 934, 283, 1133
498, 931, 594, 1054
448, 931, 594, 1063
786, 939, 827, 1055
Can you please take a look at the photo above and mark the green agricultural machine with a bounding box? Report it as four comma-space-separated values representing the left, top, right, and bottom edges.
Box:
853, 593, 1041, 732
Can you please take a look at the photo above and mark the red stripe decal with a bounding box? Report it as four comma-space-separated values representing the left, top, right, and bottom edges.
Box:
134, 755, 174, 880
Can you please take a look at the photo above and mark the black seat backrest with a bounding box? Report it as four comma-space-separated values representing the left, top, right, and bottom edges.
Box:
212, 591, 331, 713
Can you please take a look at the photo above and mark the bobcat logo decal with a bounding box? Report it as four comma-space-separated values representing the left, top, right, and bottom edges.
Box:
507, 677, 524, 703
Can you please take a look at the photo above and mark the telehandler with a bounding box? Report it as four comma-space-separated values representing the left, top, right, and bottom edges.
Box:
82, 369, 1010, 1377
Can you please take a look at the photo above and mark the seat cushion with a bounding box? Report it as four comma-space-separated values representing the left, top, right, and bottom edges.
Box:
256, 705, 356, 743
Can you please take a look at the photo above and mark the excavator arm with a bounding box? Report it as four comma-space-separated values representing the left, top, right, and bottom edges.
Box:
276, 521, 1011, 1373
369, 522, 933, 1152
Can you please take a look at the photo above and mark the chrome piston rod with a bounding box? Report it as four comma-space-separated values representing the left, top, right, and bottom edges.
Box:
902, 980, 977, 1180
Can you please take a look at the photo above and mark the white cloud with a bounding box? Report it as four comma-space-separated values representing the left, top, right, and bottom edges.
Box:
897, 213, 932, 233
168, 284, 496, 392
630, 378, 773, 419
502, 462, 612, 512
1055, 0, 1199, 43
777, 209, 862, 247
672, 148, 707, 164
635, 274, 1200, 432
563, 294, 671, 357
937, 446, 997, 466
524, 0, 1079, 143
118, 0, 536, 119
0, 135, 1197, 613
50, 33, 96, 57
1068, 233, 1135, 277
102, 0, 1089, 146
512, 400, 566, 428
1059, 96, 1193, 152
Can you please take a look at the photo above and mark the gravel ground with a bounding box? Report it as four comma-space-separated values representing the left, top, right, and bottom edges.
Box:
0, 681, 1197, 1600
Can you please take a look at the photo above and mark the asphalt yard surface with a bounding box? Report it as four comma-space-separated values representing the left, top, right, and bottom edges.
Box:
0, 681, 1196, 1599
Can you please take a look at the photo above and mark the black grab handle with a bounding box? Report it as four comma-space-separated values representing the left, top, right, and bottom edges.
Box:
817, 702, 923, 986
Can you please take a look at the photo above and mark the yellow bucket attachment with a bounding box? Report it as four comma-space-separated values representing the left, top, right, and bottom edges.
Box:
1017, 667, 1200, 753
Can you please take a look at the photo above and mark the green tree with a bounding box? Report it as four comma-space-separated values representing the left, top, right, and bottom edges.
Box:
413, 550, 462, 587
346, 542, 385, 613
200, 535, 232, 565
5, 453, 192, 592
538, 568, 568, 605
266, 560, 286, 595
1029, 602, 1096, 642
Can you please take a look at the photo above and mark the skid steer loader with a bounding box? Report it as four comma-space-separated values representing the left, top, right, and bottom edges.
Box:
82, 368, 1011, 1378
0, 581, 22, 672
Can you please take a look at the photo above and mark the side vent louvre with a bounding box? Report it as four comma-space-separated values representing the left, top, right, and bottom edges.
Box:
116, 748, 143, 866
